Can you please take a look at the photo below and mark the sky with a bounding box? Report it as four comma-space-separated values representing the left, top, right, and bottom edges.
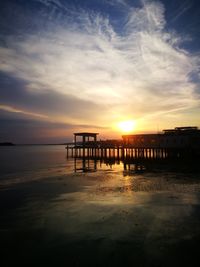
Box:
0, 0, 200, 143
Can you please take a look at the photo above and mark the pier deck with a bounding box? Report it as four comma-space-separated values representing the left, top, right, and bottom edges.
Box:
66, 143, 198, 160
65, 128, 200, 160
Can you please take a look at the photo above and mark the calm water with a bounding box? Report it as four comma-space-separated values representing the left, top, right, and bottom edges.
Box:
1, 145, 200, 266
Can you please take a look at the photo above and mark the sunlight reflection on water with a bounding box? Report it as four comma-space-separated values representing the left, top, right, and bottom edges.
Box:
1, 146, 200, 266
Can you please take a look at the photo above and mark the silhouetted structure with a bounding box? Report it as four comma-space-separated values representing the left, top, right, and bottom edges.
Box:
74, 132, 98, 146
66, 127, 200, 160
122, 126, 200, 148
0, 142, 15, 146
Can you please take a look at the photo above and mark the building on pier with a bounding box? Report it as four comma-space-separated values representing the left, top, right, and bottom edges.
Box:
74, 132, 98, 147
122, 126, 200, 149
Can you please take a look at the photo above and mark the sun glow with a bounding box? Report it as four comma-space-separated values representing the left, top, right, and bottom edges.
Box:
118, 120, 136, 133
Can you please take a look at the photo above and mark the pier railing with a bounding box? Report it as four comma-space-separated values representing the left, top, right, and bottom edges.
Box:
65, 141, 198, 160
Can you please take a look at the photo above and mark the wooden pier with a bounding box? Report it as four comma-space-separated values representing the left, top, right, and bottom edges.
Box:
65, 131, 199, 160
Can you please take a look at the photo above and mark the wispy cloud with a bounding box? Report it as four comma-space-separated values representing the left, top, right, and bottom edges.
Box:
170, 0, 192, 23
0, 0, 199, 131
0, 104, 48, 118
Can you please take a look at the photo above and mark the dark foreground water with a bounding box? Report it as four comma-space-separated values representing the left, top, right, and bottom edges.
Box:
1, 145, 200, 266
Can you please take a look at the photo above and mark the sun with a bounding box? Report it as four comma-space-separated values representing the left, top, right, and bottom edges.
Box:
118, 120, 136, 133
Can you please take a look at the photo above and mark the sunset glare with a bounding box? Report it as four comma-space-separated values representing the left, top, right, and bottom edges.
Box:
118, 120, 136, 133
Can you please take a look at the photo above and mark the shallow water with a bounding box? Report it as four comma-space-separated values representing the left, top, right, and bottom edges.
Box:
1, 145, 200, 266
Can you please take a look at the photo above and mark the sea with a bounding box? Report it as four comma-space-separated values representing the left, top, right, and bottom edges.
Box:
1, 145, 200, 267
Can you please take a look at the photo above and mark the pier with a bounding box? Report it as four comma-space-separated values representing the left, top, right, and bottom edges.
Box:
66, 127, 200, 160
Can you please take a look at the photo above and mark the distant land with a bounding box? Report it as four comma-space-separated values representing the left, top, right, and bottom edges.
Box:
0, 142, 15, 146
0, 142, 69, 146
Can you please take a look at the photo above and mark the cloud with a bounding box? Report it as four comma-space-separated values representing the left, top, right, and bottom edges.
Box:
0, 0, 200, 130
104, 0, 130, 8
0, 109, 108, 144
169, 0, 192, 23
0, 104, 48, 118
0, 71, 107, 125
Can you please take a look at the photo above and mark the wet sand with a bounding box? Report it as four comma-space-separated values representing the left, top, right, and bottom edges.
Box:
1, 146, 200, 266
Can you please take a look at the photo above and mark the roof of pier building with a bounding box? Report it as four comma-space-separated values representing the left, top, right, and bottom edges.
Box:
74, 132, 99, 137
163, 126, 200, 135
122, 127, 200, 139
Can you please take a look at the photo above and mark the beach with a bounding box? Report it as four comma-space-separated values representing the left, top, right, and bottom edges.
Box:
1, 145, 200, 266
